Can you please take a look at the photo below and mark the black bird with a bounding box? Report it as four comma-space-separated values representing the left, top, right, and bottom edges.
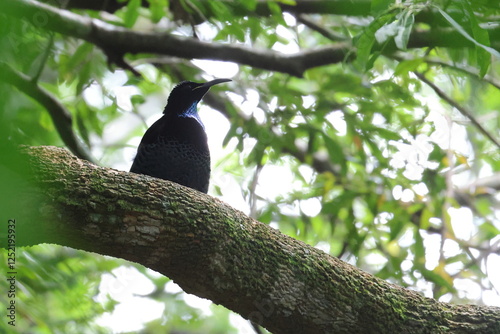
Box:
130, 79, 231, 193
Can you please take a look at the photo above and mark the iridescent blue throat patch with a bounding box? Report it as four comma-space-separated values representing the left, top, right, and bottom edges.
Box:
179, 102, 205, 129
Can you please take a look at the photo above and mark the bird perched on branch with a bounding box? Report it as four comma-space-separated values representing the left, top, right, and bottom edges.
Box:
130, 79, 231, 193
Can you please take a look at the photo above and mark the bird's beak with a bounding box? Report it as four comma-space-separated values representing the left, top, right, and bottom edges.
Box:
193, 78, 232, 91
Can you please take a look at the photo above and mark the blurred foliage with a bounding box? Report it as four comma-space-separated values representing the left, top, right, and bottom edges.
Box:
1, 0, 500, 332
0, 245, 112, 334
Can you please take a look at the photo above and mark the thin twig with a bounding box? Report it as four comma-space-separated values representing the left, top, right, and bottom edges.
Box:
295, 14, 347, 42
414, 71, 500, 150
425, 58, 500, 91
392, 54, 500, 91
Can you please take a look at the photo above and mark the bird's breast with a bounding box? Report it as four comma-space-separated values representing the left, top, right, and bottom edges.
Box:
131, 138, 210, 193
130, 115, 211, 193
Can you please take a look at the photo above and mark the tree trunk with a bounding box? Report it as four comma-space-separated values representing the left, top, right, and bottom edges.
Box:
3, 145, 500, 334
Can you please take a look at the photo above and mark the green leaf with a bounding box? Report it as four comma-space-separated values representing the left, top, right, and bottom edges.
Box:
419, 208, 432, 230
222, 122, 240, 147
478, 221, 500, 240
363, 137, 385, 161
287, 77, 319, 95
248, 17, 263, 42
258, 208, 274, 224
389, 218, 405, 241
247, 142, 267, 165
321, 132, 347, 168
207, 0, 232, 21
394, 58, 424, 76
375, 127, 401, 141
446, 253, 468, 265
414, 228, 425, 261
394, 11, 414, 50
231, 23, 246, 42
462, 1, 491, 77
267, 1, 286, 25
355, 12, 395, 71
420, 267, 454, 291
437, 7, 500, 60
240, 0, 257, 11
76, 61, 93, 95
147, 0, 168, 23
475, 197, 492, 216
124, 0, 141, 28
76, 108, 90, 147
371, 0, 393, 15
131, 94, 146, 106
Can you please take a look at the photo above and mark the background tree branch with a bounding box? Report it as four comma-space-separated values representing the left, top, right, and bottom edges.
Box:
0, 62, 96, 163
3, 0, 499, 78
2, 0, 347, 77
51, 0, 499, 31
7, 145, 500, 334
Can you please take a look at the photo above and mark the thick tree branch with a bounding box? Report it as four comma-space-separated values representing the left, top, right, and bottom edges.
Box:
2, 0, 348, 77
7, 145, 500, 334
47, 0, 373, 16
52, 0, 494, 31
0, 62, 96, 163
4, 0, 499, 78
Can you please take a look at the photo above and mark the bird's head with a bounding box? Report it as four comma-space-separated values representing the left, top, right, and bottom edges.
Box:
163, 79, 231, 120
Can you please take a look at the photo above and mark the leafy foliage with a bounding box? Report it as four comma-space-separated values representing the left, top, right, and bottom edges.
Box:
1, 0, 499, 332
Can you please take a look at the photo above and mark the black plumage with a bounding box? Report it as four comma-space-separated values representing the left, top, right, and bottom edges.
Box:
130, 79, 231, 193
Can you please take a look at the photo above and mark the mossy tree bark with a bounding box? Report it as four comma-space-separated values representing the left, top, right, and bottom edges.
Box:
4, 145, 500, 334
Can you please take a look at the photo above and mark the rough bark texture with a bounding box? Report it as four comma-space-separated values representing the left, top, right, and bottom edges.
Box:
3, 145, 500, 334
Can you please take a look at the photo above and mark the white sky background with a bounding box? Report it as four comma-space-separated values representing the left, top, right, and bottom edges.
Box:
84, 15, 500, 333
